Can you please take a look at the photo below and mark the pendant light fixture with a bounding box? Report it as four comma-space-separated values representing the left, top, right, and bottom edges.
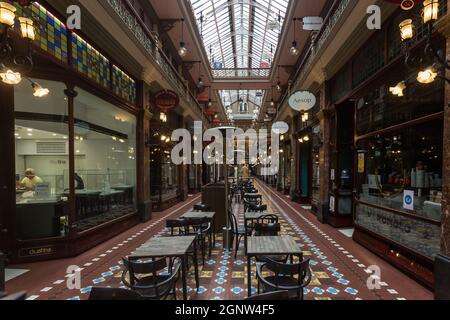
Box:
290, 18, 299, 56
178, 18, 187, 57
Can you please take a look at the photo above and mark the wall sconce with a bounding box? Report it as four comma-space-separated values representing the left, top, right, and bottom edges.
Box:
0, 1, 35, 85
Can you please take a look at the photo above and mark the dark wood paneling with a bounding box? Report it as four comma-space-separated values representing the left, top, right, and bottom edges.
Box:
353, 226, 434, 289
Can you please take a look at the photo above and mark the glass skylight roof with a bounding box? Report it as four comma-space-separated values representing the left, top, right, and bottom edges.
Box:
189, 0, 290, 70
220, 90, 264, 109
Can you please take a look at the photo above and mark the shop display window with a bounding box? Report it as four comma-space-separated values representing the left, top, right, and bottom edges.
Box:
73, 88, 137, 232
356, 79, 444, 136
355, 119, 443, 258
356, 119, 443, 221
14, 79, 70, 240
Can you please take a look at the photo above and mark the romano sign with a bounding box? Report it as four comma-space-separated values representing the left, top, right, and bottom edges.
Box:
288, 91, 316, 112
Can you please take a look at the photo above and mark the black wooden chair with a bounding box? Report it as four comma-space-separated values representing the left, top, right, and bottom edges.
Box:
256, 258, 312, 300
89, 287, 143, 300
193, 204, 211, 212
229, 210, 253, 258
121, 257, 182, 300
0, 291, 27, 300
187, 217, 213, 264
165, 219, 199, 271
248, 204, 268, 212
166, 219, 191, 236
243, 290, 290, 301
253, 215, 287, 263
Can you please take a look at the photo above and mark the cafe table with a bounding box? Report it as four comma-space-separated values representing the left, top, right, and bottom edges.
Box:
243, 212, 278, 248
129, 235, 199, 300
181, 211, 216, 252
246, 235, 303, 297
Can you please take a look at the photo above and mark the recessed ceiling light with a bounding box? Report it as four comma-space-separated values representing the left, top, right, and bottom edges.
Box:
27, 128, 33, 132
27, 133, 33, 136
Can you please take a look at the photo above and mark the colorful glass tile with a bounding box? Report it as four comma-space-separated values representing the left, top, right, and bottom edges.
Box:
71, 33, 110, 88
14, 2, 68, 63
112, 65, 137, 104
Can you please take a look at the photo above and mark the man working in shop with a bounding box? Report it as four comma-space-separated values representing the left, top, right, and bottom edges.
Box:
20, 168, 43, 191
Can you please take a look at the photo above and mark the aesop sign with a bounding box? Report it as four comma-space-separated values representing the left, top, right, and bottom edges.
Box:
289, 91, 316, 112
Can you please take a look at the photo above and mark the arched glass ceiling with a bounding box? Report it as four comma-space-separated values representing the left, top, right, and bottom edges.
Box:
220, 90, 264, 108
189, 0, 290, 70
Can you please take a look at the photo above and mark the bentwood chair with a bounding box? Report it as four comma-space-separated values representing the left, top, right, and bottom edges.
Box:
256, 258, 312, 300
253, 215, 288, 263
165, 219, 200, 271
121, 257, 182, 300
229, 210, 253, 258
89, 287, 143, 300
193, 204, 211, 212
187, 217, 213, 264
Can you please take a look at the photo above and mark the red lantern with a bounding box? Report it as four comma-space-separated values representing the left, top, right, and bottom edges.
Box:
154, 90, 179, 113
205, 105, 216, 117
212, 115, 221, 125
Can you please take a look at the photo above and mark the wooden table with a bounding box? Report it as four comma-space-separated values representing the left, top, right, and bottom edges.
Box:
246, 236, 303, 297
181, 211, 216, 256
243, 212, 277, 249
130, 235, 199, 300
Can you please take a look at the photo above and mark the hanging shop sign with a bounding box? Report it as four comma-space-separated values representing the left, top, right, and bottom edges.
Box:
302, 17, 324, 31
154, 90, 179, 113
383, 0, 424, 10
289, 91, 317, 112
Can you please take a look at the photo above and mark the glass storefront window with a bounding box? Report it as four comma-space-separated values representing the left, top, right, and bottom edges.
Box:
74, 88, 137, 232
356, 119, 443, 222
150, 144, 180, 203
356, 78, 444, 136
14, 79, 69, 240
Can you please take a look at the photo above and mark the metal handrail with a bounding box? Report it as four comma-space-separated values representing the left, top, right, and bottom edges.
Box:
275, 0, 347, 117
107, 0, 207, 121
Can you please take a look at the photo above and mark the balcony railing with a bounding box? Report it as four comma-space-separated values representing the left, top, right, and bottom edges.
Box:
276, 0, 352, 116
212, 68, 271, 79
105, 0, 207, 122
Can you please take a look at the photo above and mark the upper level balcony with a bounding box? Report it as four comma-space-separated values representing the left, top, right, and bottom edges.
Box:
211, 68, 272, 80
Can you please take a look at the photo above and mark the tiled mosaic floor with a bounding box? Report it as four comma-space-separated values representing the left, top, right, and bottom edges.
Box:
8, 183, 432, 300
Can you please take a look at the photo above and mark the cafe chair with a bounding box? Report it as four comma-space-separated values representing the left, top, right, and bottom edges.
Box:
187, 217, 213, 264
121, 257, 182, 300
165, 219, 199, 271
89, 287, 143, 300
0, 291, 27, 300
193, 204, 211, 212
256, 258, 312, 300
166, 219, 191, 236
253, 215, 288, 263
243, 290, 290, 301
248, 204, 268, 212
229, 210, 252, 258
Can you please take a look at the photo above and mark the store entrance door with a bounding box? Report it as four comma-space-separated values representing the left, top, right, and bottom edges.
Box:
298, 142, 311, 202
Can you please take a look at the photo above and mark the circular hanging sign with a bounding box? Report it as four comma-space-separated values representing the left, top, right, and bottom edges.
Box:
154, 90, 179, 113
288, 91, 317, 112
272, 121, 289, 135
383, 0, 424, 10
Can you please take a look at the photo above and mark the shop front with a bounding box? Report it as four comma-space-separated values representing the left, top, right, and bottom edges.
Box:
149, 113, 184, 212
0, 2, 143, 263
320, 1, 448, 287
353, 70, 444, 288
